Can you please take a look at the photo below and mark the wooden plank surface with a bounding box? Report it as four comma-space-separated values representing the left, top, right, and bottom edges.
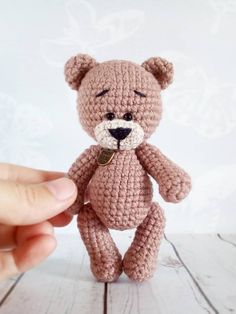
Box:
167, 234, 236, 314
108, 231, 215, 314
0, 234, 235, 314
217, 234, 236, 247
0, 234, 104, 314
0, 275, 21, 302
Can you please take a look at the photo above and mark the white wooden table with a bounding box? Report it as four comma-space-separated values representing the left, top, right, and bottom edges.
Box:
0, 233, 235, 314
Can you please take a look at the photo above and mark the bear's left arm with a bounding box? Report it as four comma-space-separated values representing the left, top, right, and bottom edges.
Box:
136, 142, 191, 203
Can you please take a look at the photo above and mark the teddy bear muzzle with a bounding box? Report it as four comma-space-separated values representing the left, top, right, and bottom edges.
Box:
94, 119, 144, 150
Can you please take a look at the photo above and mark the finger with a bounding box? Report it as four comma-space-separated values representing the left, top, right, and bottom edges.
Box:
48, 212, 73, 227
0, 178, 77, 225
0, 224, 16, 249
15, 221, 54, 245
0, 234, 56, 280
0, 214, 72, 250
0, 221, 55, 280
0, 163, 65, 183
0, 221, 54, 250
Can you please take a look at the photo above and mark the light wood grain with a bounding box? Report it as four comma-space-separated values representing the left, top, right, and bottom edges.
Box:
0, 275, 21, 301
1, 234, 235, 314
108, 231, 214, 314
0, 234, 104, 314
167, 234, 236, 314
218, 234, 236, 247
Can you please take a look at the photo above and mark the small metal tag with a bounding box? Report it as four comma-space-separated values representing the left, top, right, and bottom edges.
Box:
97, 148, 116, 166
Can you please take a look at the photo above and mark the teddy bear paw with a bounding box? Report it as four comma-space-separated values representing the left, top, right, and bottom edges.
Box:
123, 250, 157, 282
90, 255, 123, 282
159, 179, 191, 203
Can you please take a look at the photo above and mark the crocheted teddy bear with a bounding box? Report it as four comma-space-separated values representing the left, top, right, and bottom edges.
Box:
64, 54, 191, 282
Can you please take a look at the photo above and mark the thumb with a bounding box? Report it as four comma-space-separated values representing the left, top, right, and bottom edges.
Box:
0, 178, 77, 225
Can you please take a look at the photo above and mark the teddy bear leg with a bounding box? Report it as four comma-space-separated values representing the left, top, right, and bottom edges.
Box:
77, 203, 122, 282
123, 202, 165, 282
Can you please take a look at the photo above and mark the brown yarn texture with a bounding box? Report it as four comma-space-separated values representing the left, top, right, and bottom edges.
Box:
65, 54, 191, 282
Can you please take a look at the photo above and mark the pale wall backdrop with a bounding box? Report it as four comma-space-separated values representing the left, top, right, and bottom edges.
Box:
0, 0, 235, 233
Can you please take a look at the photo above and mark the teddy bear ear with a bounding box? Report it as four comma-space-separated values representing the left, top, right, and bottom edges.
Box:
141, 57, 174, 89
64, 54, 98, 90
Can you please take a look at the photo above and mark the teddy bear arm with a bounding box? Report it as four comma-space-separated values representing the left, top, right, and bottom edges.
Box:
136, 142, 191, 203
66, 145, 100, 214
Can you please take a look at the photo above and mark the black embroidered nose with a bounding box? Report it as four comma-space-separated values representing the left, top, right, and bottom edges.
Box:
108, 127, 131, 140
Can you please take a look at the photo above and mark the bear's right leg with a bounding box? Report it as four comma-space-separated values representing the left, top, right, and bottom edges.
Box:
77, 203, 122, 282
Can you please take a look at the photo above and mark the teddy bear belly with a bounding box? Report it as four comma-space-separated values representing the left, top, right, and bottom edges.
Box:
89, 151, 153, 230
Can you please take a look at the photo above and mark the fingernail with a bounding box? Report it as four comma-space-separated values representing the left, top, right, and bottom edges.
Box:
45, 178, 76, 201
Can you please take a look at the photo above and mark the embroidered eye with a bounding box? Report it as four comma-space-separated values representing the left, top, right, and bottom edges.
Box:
96, 89, 110, 97
134, 90, 146, 97
123, 112, 133, 121
105, 112, 115, 120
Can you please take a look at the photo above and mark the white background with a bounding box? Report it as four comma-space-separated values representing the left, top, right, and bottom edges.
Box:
0, 0, 235, 233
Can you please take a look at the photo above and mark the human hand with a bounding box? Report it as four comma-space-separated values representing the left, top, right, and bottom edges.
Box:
0, 163, 77, 280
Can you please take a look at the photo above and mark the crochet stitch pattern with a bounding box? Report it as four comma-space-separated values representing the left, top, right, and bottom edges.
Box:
65, 54, 191, 282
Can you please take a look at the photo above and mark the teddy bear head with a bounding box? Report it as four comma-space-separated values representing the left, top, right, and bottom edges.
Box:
64, 54, 173, 150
